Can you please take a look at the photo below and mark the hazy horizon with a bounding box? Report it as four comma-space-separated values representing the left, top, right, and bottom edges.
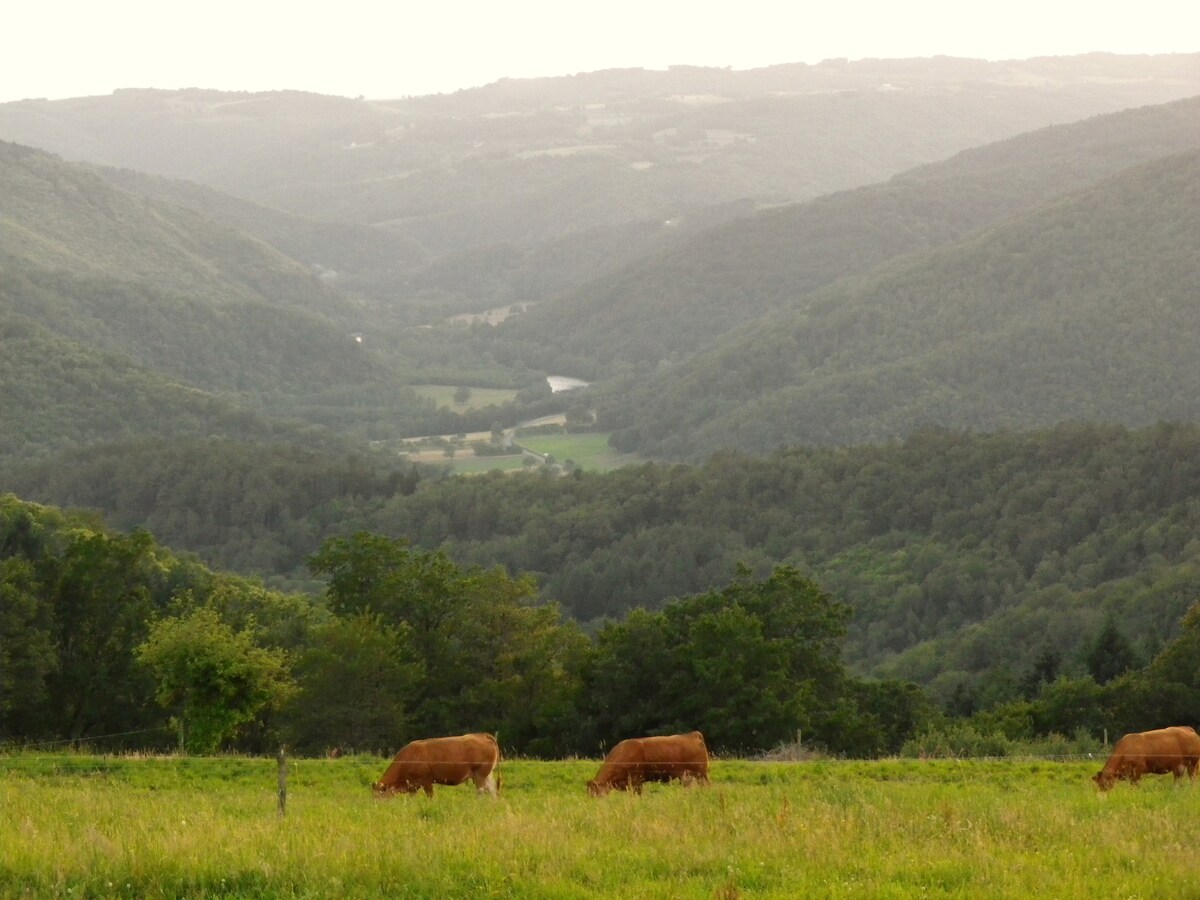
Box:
6, 0, 1198, 105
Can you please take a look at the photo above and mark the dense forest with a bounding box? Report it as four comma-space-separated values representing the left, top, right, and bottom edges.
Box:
493, 96, 1200, 375
3, 59, 1200, 759
8, 422, 1200, 716
4, 493, 1200, 760
599, 148, 1200, 456
0, 495, 928, 757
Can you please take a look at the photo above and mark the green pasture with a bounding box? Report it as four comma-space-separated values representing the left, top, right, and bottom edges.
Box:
411, 385, 518, 412
2, 754, 1197, 897
516, 432, 640, 472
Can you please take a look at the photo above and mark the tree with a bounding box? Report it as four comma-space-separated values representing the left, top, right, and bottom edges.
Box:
1021, 644, 1062, 698
282, 612, 423, 753
453, 385, 472, 405
307, 532, 585, 752
136, 606, 293, 753
581, 565, 857, 754
0, 558, 56, 730
40, 529, 164, 738
1030, 676, 1108, 737
308, 532, 461, 646
1084, 616, 1140, 685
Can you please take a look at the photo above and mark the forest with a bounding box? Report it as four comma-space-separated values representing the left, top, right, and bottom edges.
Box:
7, 421, 1200, 716
4, 491, 1199, 761
3, 59, 1200, 762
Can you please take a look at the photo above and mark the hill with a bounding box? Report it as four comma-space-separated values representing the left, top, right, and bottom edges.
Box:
492, 95, 1200, 373
599, 148, 1200, 458
93, 165, 433, 320
0, 315, 318, 465
0, 141, 458, 464
2, 55, 1197, 315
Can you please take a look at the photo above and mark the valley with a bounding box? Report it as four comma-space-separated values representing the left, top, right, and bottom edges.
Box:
2, 53, 1199, 771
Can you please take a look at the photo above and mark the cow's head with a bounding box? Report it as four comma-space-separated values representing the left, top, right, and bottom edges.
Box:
373, 780, 416, 796
586, 779, 611, 798
1092, 771, 1116, 792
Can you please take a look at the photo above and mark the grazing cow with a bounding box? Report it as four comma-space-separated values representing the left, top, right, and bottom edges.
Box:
1092, 726, 1200, 791
374, 733, 500, 798
587, 731, 710, 797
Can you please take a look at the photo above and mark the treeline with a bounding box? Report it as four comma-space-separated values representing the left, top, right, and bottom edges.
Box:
5, 495, 1200, 759
9, 423, 1200, 705
0, 496, 932, 757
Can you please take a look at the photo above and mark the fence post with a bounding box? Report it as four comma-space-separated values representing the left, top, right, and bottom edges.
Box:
277, 745, 288, 817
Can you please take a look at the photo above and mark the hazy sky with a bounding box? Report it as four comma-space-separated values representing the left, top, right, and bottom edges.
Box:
6, 0, 1198, 103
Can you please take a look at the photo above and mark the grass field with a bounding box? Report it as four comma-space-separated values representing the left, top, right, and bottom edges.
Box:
411, 385, 519, 412
2, 754, 1197, 897
516, 432, 641, 472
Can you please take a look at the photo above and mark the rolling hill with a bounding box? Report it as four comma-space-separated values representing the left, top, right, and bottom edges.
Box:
493, 95, 1200, 373
2, 55, 1197, 316
599, 148, 1200, 458
0, 314, 311, 465
0, 141, 446, 464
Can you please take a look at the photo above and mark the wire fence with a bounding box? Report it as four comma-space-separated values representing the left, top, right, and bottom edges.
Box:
0, 741, 1120, 770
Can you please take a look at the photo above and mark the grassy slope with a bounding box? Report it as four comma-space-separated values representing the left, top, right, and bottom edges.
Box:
0, 754, 1193, 897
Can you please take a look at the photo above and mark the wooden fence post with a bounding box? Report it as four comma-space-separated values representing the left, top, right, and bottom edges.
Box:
277, 745, 288, 817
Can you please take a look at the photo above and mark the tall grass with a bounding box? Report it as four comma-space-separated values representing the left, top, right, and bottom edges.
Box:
1, 755, 1196, 897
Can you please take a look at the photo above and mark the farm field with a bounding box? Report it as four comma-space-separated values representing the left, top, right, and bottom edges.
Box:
402, 432, 640, 474
516, 432, 642, 472
2, 754, 1197, 897
410, 385, 520, 412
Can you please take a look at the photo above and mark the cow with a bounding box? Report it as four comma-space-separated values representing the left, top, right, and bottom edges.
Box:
587, 731, 710, 797
1092, 726, 1200, 791
373, 733, 500, 798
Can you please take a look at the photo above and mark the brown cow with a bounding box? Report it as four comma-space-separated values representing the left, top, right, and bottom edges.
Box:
373, 733, 500, 798
1093, 726, 1200, 791
587, 731, 710, 797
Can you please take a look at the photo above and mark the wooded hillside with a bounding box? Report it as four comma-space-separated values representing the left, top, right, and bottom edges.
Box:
600, 149, 1200, 456
495, 96, 1200, 373
9, 423, 1200, 711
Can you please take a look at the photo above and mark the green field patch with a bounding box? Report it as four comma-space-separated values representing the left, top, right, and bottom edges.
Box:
516, 432, 641, 472
1, 754, 1196, 897
412, 385, 518, 411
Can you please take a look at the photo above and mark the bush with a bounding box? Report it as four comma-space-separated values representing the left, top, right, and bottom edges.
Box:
900, 723, 1011, 759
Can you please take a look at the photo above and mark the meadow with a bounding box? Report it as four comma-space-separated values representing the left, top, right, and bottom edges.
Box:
410, 385, 520, 413
2, 754, 1198, 898
515, 432, 640, 472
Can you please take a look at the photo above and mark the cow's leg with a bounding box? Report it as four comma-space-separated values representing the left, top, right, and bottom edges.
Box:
422, 781, 434, 798
472, 771, 498, 797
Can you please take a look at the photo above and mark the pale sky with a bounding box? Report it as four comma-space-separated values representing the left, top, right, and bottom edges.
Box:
5, 0, 1198, 104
